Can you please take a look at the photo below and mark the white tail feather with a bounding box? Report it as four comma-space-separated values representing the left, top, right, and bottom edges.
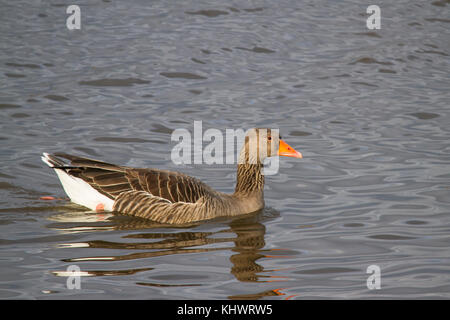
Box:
42, 153, 114, 211
41, 152, 54, 167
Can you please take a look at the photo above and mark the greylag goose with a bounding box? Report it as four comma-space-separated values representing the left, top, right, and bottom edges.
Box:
41, 128, 302, 224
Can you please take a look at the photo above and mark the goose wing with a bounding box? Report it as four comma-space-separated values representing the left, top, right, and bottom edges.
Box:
47, 153, 216, 204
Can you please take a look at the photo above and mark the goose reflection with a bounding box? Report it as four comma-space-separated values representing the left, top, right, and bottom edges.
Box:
50, 207, 280, 285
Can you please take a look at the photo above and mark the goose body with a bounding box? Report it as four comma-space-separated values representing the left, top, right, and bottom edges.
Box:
41, 128, 302, 224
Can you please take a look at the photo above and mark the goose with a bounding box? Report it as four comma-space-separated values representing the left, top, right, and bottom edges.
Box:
41, 128, 302, 224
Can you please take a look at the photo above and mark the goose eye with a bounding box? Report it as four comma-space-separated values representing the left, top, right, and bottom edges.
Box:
268, 137, 272, 141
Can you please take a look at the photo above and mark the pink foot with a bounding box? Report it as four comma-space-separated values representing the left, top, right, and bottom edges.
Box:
96, 203, 105, 212
40, 196, 56, 200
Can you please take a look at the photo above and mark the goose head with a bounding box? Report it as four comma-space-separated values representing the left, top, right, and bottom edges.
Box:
238, 128, 302, 165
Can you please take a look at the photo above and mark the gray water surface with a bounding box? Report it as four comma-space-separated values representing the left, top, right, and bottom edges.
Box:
0, 0, 449, 299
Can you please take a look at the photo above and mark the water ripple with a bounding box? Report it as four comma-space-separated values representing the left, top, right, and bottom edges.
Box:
0, 0, 449, 299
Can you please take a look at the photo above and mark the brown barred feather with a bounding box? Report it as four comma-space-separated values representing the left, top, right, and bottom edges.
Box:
48, 154, 217, 205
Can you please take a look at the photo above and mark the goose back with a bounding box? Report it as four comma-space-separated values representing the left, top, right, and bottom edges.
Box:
50, 153, 217, 204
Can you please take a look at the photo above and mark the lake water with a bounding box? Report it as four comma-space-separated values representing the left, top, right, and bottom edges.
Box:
0, 0, 449, 299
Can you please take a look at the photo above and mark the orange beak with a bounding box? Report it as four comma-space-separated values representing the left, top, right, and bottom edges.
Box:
278, 139, 303, 158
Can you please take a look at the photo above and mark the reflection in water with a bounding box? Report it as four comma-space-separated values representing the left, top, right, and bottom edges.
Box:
52, 267, 154, 277
229, 221, 266, 282
50, 207, 283, 288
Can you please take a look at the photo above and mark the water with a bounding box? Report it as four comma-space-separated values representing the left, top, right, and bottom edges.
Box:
0, 0, 449, 299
